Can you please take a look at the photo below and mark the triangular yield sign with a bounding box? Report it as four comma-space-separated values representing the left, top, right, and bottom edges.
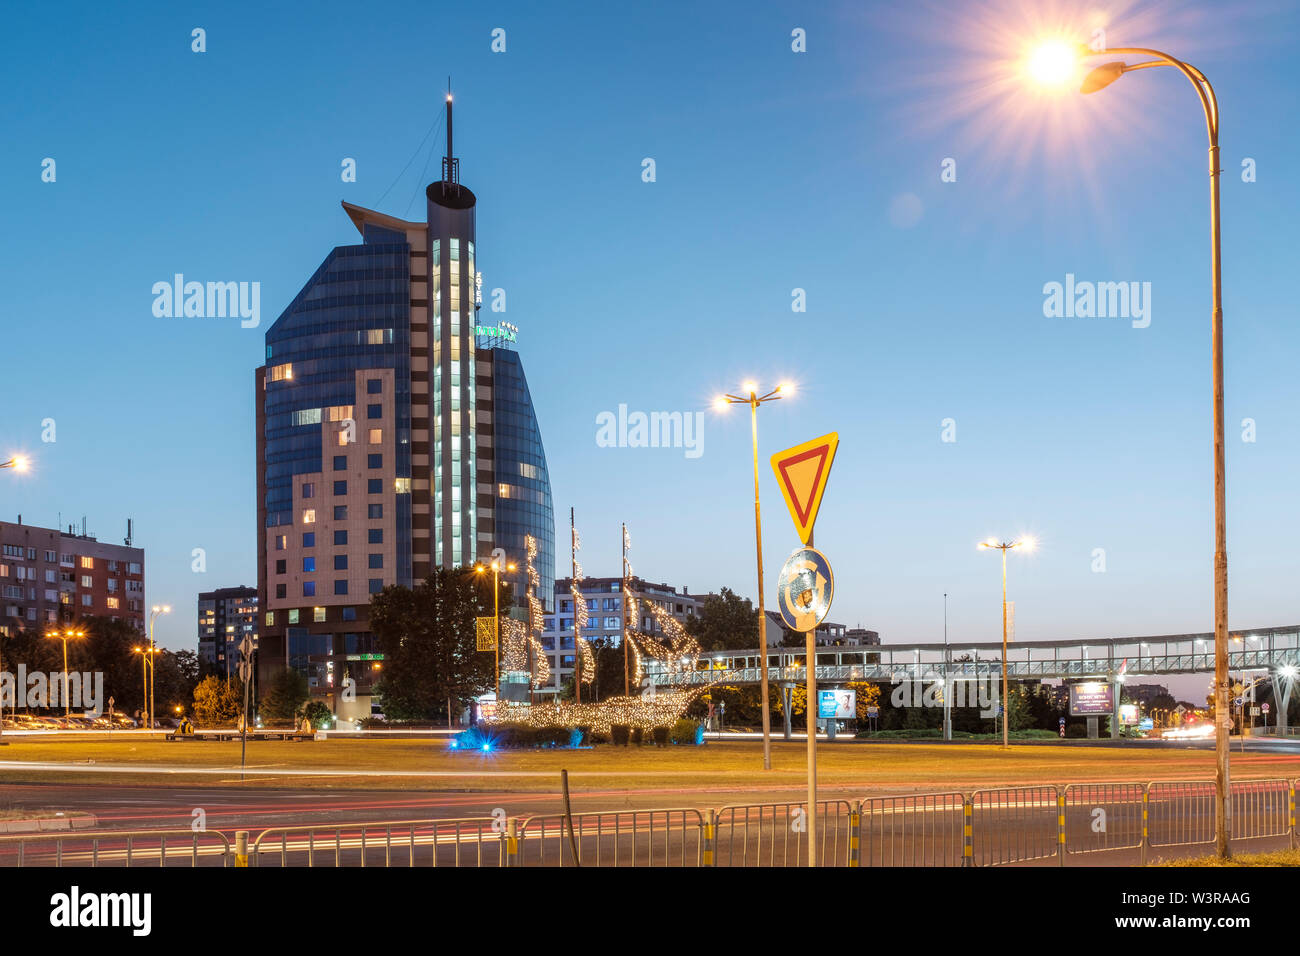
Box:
770, 432, 839, 545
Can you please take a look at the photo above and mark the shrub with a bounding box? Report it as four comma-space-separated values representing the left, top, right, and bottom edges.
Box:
630, 726, 644, 746
453, 723, 579, 750
651, 726, 670, 747
610, 724, 631, 746
670, 719, 700, 745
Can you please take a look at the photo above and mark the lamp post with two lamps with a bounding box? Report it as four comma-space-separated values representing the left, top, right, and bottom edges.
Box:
978, 536, 1034, 749
715, 381, 793, 771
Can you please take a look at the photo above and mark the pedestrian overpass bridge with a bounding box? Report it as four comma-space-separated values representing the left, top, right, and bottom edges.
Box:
643, 624, 1300, 687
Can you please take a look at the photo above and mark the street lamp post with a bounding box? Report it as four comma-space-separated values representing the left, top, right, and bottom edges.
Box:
132, 646, 157, 726
147, 605, 170, 730
475, 558, 515, 702
45, 628, 86, 718
1027, 38, 1228, 857
0, 455, 29, 472
979, 537, 1032, 748
716, 382, 791, 771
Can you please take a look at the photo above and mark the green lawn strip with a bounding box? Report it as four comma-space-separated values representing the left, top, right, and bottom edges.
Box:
1158, 848, 1300, 867
0, 739, 1296, 793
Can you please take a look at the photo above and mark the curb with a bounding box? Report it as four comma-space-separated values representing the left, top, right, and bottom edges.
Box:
0, 814, 98, 834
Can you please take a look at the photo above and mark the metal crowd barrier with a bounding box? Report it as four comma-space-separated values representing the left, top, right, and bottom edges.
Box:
0, 829, 232, 867
970, 786, 1060, 866
1062, 782, 1146, 861
250, 817, 505, 867
860, 791, 965, 867
5, 778, 1299, 867
517, 808, 704, 866
712, 800, 855, 867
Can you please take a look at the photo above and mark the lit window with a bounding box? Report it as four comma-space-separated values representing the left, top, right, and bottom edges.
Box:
394, 477, 411, 494
292, 408, 322, 426
288, 609, 299, 624
265, 611, 274, 626
80, 557, 93, 569
269, 363, 293, 382
328, 406, 354, 422
302, 509, 316, 524
303, 557, 315, 572
107, 597, 120, 610
313, 607, 326, 623
274, 535, 286, 550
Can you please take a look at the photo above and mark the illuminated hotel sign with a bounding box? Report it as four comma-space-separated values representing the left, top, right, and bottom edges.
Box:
475, 271, 483, 306
475, 321, 519, 343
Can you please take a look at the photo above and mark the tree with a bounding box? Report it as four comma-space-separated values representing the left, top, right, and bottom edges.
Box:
152, 650, 201, 717
302, 700, 332, 728
192, 675, 243, 726
369, 568, 496, 721
259, 668, 309, 723
686, 587, 760, 652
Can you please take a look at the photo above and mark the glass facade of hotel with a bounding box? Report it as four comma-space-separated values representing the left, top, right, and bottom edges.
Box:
485, 348, 555, 612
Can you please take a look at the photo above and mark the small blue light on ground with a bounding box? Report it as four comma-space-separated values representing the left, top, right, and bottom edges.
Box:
482, 743, 491, 752
449, 740, 458, 749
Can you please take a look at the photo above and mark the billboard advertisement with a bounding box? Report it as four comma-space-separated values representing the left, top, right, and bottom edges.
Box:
818, 688, 856, 719
1119, 703, 1140, 725
1069, 682, 1114, 716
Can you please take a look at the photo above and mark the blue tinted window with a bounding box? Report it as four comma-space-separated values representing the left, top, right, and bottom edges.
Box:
369, 579, 383, 594
334, 480, 347, 495
368, 528, 383, 544
334, 506, 348, 520
303, 533, 315, 547
367, 404, 382, 419
342, 606, 357, 621
368, 454, 382, 469
368, 504, 383, 519
368, 478, 382, 494
303, 557, 315, 572
335, 554, 348, 570
369, 554, 383, 569
334, 580, 348, 595
303, 581, 316, 597
334, 455, 346, 470
367, 379, 382, 394
334, 530, 347, 546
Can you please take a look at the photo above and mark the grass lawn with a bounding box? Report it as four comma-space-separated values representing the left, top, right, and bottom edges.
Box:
1, 735, 1299, 793
1159, 848, 1300, 866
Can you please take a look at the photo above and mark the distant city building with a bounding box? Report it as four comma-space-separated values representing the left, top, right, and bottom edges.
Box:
197, 586, 258, 678
764, 611, 857, 647
254, 95, 554, 719
1125, 683, 1171, 707
0, 517, 145, 637
540, 576, 700, 695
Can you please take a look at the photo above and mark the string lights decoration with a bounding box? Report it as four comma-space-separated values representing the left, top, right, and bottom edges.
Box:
499, 534, 550, 690
570, 522, 595, 686
488, 523, 719, 732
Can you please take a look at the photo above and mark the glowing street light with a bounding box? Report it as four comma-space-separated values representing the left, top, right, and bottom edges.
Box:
147, 605, 170, 731
715, 381, 791, 771
1024, 32, 1231, 859
979, 537, 1032, 749
45, 628, 86, 718
0, 455, 28, 472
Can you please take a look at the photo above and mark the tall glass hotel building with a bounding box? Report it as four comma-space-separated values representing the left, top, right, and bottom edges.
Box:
255, 100, 554, 715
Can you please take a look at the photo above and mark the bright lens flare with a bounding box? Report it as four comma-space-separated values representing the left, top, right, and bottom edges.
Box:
1025, 40, 1080, 89
1018, 536, 1037, 552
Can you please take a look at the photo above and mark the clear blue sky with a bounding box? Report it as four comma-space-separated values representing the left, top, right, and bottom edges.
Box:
3, 0, 1297, 686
